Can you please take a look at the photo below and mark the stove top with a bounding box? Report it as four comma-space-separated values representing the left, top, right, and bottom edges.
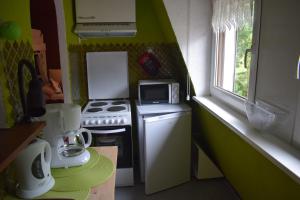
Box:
81, 100, 131, 126
82, 100, 130, 115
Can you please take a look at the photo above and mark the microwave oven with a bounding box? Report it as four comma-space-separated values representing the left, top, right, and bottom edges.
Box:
138, 80, 179, 104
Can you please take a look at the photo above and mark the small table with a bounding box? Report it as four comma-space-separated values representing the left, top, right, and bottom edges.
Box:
89, 146, 118, 200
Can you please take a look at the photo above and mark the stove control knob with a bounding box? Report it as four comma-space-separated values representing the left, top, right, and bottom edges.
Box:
110, 119, 115, 124
104, 119, 109, 124
97, 120, 101, 125
84, 120, 89, 125
120, 118, 126, 124
90, 119, 96, 125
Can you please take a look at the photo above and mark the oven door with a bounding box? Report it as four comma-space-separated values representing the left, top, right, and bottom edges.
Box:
85, 125, 132, 168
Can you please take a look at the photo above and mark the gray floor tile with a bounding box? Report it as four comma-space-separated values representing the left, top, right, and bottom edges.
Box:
116, 178, 240, 200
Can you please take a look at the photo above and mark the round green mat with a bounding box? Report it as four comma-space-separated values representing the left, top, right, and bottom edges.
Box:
4, 189, 90, 200
36, 190, 90, 200
51, 151, 115, 191
51, 148, 100, 178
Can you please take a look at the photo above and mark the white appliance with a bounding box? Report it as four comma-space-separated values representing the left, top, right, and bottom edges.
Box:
138, 79, 180, 104
81, 52, 134, 186
136, 102, 191, 194
14, 138, 55, 199
42, 103, 92, 168
74, 0, 136, 38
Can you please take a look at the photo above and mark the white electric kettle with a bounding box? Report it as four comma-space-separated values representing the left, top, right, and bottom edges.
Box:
14, 138, 55, 199
42, 103, 92, 168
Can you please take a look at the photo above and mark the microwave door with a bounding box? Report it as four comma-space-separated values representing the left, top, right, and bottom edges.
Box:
143, 111, 191, 194
140, 84, 169, 104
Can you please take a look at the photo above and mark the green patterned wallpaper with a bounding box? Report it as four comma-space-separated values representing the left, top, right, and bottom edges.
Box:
0, 0, 33, 127
0, 41, 34, 127
68, 42, 187, 105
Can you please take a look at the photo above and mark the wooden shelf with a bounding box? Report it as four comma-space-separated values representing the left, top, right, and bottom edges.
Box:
0, 121, 46, 172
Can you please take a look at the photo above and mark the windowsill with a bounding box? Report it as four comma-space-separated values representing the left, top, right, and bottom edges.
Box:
193, 96, 300, 184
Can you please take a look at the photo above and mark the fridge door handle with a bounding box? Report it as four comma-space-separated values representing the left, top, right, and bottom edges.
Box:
143, 112, 191, 122
91, 128, 126, 134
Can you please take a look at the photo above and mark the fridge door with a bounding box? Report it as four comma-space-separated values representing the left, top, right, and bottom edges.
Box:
143, 111, 191, 194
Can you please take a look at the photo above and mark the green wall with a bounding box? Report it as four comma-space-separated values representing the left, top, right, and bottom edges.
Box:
63, 0, 177, 45
192, 102, 300, 199
0, 0, 178, 127
0, 0, 32, 41
0, 0, 32, 127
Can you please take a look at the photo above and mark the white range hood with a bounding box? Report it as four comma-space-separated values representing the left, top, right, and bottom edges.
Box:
74, 0, 136, 38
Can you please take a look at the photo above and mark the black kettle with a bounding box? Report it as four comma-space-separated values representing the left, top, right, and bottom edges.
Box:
18, 59, 45, 122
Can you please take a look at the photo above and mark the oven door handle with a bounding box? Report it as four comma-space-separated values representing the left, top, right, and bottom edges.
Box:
91, 128, 126, 134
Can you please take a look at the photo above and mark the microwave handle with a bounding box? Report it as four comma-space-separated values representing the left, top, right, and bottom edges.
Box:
91, 128, 126, 135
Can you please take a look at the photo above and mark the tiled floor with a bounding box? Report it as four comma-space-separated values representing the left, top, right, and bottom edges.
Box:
116, 178, 240, 200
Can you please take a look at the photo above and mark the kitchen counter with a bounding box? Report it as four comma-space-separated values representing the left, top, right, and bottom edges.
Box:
0, 122, 46, 172
0, 146, 118, 200
89, 146, 118, 200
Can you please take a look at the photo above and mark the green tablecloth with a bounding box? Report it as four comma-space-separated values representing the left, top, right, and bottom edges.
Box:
51, 148, 100, 178
51, 148, 115, 191
4, 189, 90, 200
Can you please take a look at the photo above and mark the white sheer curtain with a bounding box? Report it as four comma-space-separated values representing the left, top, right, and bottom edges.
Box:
212, 0, 253, 33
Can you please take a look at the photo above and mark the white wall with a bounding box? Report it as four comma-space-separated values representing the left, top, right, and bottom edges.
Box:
255, 0, 300, 144
163, 0, 212, 96
162, 0, 189, 64
164, 0, 300, 148
54, 0, 72, 103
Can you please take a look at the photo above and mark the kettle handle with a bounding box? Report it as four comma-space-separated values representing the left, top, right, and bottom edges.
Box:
78, 128, 92, 148
43, 141, 52, 164
40, 139, 52, 176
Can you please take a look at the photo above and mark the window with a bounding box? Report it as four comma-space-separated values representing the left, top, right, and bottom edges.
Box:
211, 0, 260, 112
215, 23, 253, 98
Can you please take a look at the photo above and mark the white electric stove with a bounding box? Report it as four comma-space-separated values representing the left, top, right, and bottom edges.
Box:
81, 52, 134, 187
81, 100, 132, 126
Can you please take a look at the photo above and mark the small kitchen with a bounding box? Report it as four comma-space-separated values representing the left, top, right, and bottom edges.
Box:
1, 0, 300, 200
0, 0, 196, 199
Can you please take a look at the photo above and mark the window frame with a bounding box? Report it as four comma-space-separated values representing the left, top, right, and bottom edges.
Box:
210, 0, 262, 114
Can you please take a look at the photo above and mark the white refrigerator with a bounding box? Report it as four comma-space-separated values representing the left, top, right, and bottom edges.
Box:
136, 102, 191, 194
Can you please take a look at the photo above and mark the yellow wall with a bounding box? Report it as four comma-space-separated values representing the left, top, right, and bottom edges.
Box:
0, 0, 32, 41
